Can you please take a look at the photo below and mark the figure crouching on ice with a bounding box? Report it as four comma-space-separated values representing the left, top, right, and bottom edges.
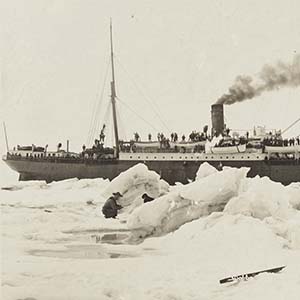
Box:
102, 192, 123, 219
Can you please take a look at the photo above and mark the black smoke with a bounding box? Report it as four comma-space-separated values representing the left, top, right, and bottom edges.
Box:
217, 54, 300, 105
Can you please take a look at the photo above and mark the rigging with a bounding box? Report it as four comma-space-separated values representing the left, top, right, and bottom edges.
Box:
86, 58, 110, 146
116, 96, 159, 132
115, 55, 170, 132
282, 117, 300, 134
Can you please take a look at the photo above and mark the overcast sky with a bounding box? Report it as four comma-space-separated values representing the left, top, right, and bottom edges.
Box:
1, 0, 300, 162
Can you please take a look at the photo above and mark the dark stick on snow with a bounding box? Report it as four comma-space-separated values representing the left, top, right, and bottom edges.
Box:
219, 266, 286, 284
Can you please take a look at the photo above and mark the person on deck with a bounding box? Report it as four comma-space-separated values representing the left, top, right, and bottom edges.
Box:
134, 132, 140, 142
100, 124, 106, 143
174, 133, 178, 142
102, 192, 123, 219
142, 193, 155, 203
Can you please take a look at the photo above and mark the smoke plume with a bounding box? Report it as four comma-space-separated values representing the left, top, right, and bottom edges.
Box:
217, 54, 300, 105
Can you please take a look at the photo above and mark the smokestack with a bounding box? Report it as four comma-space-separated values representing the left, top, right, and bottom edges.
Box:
211, 104, 224, 136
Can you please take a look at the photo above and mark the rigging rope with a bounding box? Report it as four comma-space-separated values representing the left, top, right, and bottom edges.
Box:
116, 96, 160, 132
282, 117, 300, 134
86, 58, 110, 146
114, 55, 170, 132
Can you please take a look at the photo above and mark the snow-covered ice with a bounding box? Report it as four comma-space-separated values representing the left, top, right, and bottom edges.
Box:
1, 163, 300, 300
127, 167, 249, 238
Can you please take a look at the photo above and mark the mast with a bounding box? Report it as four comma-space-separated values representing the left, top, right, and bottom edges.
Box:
110, 20, 120, 157
3, 122, 9, 153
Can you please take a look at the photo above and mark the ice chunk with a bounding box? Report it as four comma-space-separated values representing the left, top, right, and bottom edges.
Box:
286, 182, 300, 210
102, 163, 169, 209
225, 176, 292, 220
127, 167, 249, 237
264, 213, 300, 250
48, 178, 79, 190
195, 162, 217, 180
1, 180, 47, 191
180, 167, 249, 203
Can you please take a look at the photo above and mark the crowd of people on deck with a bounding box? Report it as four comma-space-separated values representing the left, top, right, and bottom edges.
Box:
215, 136, 248, 147
130, 127, 300, 152
262, 136, 300, 147
133, 127, 210, 145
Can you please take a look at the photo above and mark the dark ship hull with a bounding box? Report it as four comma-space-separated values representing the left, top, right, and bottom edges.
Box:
3, 154, 300, 185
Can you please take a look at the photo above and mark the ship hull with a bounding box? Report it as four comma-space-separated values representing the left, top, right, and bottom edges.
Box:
3, 156, 300, 185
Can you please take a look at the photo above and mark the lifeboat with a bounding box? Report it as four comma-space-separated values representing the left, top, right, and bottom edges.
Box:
206, 143, 247, 154
265, 145, 300, 153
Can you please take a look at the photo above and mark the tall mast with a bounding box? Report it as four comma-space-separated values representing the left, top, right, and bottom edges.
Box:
3, 122, 9, 152
110, 20, 119, 157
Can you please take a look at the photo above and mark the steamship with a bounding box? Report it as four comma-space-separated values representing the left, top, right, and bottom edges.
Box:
3, 25, 300, 185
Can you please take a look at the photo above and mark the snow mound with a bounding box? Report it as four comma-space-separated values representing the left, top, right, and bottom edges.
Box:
151, 213, 287, 275
264, 214, 300, 250
48, 177, 109, 190
1, 180, 47, 191
127, 167, 249, 237
225, 176, 294, 220
195, 162, 217, 180
180, 167, 249, 203
224, 175, 300, 249
286, 182, 300, 210
102, 163, 169, 210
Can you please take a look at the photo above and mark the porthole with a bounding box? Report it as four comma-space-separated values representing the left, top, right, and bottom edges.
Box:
226, 156, 229, 159
130, 156, 132, 159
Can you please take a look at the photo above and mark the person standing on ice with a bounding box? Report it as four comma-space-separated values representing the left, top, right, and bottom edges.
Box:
102, 192, 123, 219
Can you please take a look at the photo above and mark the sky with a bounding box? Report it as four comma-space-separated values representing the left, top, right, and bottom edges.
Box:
1, 0, 300, 162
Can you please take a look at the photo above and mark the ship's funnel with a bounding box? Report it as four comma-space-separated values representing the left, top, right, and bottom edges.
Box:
211, 104, 224, 136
